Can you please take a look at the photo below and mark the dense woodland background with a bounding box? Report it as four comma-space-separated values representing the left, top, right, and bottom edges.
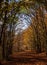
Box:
0, 0, 47, 60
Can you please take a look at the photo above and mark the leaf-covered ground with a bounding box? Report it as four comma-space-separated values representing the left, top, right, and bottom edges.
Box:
0, 52, 47, 65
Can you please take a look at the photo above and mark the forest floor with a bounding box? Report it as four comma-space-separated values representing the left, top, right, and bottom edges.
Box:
0, 51, 47, 65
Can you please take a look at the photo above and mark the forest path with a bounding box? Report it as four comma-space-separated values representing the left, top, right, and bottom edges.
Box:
1, 52, 47, 65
